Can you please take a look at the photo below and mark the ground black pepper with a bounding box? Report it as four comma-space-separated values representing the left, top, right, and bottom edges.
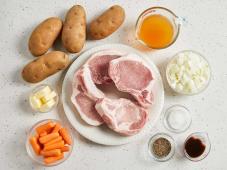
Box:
152, 137, 171, 158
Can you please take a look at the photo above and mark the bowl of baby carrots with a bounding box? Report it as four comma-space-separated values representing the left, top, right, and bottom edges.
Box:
26, 119, 73, 166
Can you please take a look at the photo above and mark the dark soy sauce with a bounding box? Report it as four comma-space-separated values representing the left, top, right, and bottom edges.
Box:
185, 137, 206, 158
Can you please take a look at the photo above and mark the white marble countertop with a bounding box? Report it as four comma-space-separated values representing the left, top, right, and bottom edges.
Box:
0, 0, 227, 169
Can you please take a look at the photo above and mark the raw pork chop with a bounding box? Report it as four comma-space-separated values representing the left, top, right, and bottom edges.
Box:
95, 98, 148, 136
86, 50, 123, 84
109, 54, 154, 108
71, 92, 104, 126
76, 65, 105, 100
71, 69, 104, 126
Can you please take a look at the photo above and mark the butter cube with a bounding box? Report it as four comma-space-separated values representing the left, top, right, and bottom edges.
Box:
30, 96, 42, 109
39, 99, 56, 112
41, 91, 57, 103
34, 86, 51, 99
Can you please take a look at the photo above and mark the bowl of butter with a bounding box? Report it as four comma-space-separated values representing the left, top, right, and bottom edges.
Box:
29, 84, 59, 113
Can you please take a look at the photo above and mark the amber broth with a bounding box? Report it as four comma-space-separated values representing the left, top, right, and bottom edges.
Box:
138, 14, 174, 49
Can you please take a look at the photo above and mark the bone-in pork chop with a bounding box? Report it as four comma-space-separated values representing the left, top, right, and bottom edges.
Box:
108, 54, 154, 108
86, 50, 123, 84
71, 69, 104, 126
95, 98, 148, 136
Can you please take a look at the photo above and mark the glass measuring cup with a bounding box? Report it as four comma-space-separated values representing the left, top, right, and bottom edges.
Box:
135, 7, 181, 49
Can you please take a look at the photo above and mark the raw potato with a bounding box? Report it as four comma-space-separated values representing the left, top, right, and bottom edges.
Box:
22, 51, 70, 83
62, 5, 86, 53
89, 5, 125, 40
29, 17, 63, 56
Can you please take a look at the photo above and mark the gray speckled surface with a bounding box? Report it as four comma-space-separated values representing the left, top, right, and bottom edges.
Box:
0, 0, 227, 169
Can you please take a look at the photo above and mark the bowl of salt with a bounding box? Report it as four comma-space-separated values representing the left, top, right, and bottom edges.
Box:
163, 105, 191, 133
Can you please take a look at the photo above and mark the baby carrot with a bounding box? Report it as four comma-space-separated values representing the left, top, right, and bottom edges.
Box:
44, 136, 62, 147
30, 136, 41, 155
43, 141, 64, 151
39, 132, 59, 144
36, 121, 55, 134
61, 146, 69, 152
40, 149, 61, 157
52, 123, 62, 133
59, 128, 72, 145
34, 133, 39, 139
39, 131, 47, 137
44, 153, 64, 164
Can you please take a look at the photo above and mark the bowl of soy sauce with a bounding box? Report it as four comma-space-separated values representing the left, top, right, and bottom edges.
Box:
184, 132, 211, 161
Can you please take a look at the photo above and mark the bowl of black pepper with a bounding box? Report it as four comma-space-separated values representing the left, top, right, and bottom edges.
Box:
148, 133, 175, 162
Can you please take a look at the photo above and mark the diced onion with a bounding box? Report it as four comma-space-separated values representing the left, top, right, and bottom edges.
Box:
167, 51, 210, 94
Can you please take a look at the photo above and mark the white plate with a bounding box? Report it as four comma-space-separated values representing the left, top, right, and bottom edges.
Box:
62, 44, 164, 145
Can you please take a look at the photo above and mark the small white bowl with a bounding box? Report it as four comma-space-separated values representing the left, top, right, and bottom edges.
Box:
148, 133, 175, 162
29, 84, 59, 113
166, 50, 211, 95
184, 132, 211, 161
26, 119, 74, 166
163, 105, 191, 133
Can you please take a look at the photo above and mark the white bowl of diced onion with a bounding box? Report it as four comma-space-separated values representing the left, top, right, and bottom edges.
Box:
166, 50, 211, 95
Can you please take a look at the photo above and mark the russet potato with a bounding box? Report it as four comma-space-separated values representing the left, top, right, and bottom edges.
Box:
89, 5, 125, 40
28, 17, 63, 56
22, 51, 70, 83
62, 5, 86, 53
